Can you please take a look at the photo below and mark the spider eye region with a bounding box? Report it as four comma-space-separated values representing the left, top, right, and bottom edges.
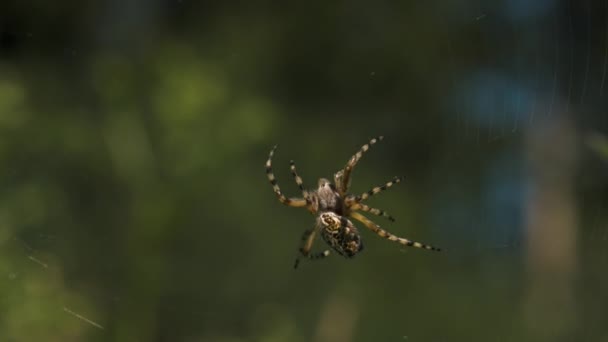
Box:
317, 178, 330, 188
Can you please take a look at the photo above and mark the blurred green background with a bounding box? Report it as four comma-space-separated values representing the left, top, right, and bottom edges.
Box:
1, 1, 607, 341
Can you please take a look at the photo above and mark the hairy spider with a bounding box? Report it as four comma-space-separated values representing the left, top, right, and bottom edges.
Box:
265, 136, 441, 269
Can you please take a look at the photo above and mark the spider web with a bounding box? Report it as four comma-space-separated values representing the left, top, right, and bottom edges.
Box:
427, 1, 608, 340
0, 1, 607, 341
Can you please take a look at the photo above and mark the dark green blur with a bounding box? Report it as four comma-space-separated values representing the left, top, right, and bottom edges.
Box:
1, 1, 607, 341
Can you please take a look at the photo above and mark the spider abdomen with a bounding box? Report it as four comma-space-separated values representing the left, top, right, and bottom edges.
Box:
321, 226, 363, 258
318, 212, 364, 258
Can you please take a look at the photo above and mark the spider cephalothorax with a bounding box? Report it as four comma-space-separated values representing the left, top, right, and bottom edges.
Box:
312, 178, 343, 214
265, 136, 441, 269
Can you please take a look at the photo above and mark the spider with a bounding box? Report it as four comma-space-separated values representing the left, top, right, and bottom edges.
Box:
265, 136, 441, 269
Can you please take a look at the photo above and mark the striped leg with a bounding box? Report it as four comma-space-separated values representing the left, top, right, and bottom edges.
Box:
289, 160, 310, 203
350, 211, 441, 252
355, 176, 403, 202
337, 136, 383, 195
350, 202, 396, 222
294, 228, 331, 269
266, 146, 307, 208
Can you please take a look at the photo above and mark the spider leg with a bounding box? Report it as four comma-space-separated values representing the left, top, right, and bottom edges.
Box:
354, 176, 403, 202
337, 136, 383, 195
266, 146, 308, 208
349, 202, 396, 222
349, 211, 441, 252
289, 160, 311, 205
293, 227, 330, 269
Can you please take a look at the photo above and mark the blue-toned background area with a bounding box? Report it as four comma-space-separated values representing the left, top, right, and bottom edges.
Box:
1, 1, 607, 341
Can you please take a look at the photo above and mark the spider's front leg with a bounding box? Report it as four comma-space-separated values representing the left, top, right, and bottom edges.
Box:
344, 176, 403, 222
347, 199, 396, 222
354, 176, 403, 202
266, 146, 308, 208
289, 159, 313, 208
336, 136, 383, 195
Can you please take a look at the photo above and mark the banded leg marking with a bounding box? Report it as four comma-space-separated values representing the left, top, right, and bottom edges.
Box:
289, 160, 310, 204
350, 211, 441, 252
350, 202, 396, 222
294, 228, 330, 269
266, 145, 307, 208
339, 136, 383, 194
355, 176, 403, 202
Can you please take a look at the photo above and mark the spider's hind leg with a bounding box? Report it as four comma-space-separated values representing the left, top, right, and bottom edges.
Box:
293, 228, 330, 269
294, 250, 331, 269
350, 211, 441, 252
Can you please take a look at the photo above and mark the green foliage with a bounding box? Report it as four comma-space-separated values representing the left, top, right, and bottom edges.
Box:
0, 1, 607, 341
588, 133, 608, 161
